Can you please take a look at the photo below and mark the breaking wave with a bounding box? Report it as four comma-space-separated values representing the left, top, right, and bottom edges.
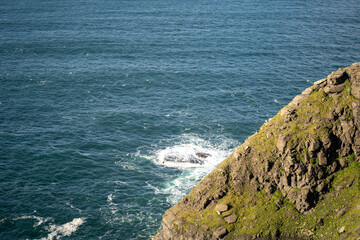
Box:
142, 134, 237, 204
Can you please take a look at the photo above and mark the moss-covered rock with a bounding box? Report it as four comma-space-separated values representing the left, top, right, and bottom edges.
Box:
153, 63, 360, 240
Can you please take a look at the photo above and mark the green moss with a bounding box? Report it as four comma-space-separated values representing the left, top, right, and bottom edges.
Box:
180, 162, 360, 239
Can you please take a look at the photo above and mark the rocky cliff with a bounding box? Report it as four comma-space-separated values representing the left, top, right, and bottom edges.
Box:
153, 63, 360, 240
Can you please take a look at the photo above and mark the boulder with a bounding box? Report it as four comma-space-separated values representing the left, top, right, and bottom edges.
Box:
338, 226, 346, 234
214, 227, 228, 238
223, 214, 238, 224
326, 70, 348, 85
323, 83, 346, 94
215, 204, 229, 215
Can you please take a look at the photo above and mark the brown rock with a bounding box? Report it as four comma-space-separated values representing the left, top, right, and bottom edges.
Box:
290, 94, 306, 107
215, 204, 229, 215
352, 101, 360, 124
327, 70, 348, 85
328, 111, 335, 121
277, 134, 290, 153
302, 87, 313, 96
347, 63, 360, 98
318, 151, 328, 166
224, 214, 238, 224
351, 82, 360, 99
321, 135, 332, 150
329, 161, 338, 174
324, 83, 346, 94
214, 227, 228, 238
334, 106, 344, 116
317, 181, 325, 192
337, 208, 346, 219
338, 226, 346, 234
339, 158, 347, 168
314, 78, 327, 86
346, 62, 360, 81
309, 139, 321, 153
283, 155, 295, 172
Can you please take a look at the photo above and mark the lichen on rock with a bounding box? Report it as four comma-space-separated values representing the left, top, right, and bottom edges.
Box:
153, 63, 360, 240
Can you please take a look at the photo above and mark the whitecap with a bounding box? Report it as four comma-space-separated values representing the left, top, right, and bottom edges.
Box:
41, 218, 86, 240
145, 181, 162, 194
107, 194, 115, 205
65, 202, 82, 212
12, 215, 52, 228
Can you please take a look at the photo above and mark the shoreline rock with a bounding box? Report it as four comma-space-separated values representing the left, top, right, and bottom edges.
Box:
153, 63, 360, 240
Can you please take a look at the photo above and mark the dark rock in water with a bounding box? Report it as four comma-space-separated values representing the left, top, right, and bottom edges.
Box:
195, 152, 211, 158
164, 154, 204, 164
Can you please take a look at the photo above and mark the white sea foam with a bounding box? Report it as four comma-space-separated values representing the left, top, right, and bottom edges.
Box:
65, 202, 82, 213
12, 215, 52, 228
107, 193, 116, 205
41, 218, 86, 240
145, 181, 162, 194
146, 134, 236, 204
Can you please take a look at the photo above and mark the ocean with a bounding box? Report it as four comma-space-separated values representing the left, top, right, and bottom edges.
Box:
0, 0, 359, 239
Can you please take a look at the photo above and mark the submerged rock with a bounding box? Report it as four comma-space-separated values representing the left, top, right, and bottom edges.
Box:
163, 154, 204, 164
195, 152, 211, 158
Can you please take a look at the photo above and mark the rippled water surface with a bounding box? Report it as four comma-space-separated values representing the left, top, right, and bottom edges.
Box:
0, 0, 359, 239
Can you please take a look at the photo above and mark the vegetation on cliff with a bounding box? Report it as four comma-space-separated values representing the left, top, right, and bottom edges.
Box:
154, 63, 360, 240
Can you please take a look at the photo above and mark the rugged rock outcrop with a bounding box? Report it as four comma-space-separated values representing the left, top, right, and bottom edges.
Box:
154, 63, 360, 240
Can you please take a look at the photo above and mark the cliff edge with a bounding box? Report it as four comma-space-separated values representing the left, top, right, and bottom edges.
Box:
154, 63, 360, 240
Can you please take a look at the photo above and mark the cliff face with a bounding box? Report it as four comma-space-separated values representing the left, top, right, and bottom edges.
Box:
153, 63, 360, 240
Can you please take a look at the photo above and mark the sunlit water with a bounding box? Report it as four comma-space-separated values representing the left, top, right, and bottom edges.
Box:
0, 0, 359, 239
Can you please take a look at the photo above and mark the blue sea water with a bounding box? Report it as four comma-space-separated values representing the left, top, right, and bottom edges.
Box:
0, 0, 359, 239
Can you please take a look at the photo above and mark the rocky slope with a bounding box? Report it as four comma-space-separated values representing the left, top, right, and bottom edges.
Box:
153, 63, 360, 240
